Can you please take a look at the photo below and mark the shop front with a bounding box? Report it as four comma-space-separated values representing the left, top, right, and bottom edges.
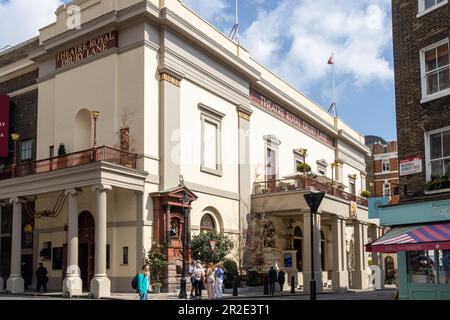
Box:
367, 221, 450, 299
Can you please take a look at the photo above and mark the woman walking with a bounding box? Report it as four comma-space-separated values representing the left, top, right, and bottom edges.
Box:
214, 262, 224, 299
205, 263, 216, 300
137, 264, 150, 300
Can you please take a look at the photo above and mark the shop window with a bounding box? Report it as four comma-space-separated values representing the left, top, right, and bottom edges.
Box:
438, 250, 450, 284
407, 250, 437, 283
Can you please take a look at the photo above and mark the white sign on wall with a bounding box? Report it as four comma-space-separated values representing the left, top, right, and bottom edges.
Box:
400, 156, 423, 176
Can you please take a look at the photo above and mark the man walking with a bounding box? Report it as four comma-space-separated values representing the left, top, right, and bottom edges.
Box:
277, 269, 286, 294
35, 263, 48, 293
268, 266, 277, 296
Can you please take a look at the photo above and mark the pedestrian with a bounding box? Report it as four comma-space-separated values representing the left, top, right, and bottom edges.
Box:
214, 262, 224, 299
193, 262, 205, 299
277, 269, 286, 294
137, 264, 150, 301
35, 263, 48, 293
205, 263, 216, 300
268, 266, 277, 296
189, 260, 197, 299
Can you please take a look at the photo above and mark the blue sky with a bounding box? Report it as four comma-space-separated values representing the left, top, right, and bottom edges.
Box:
0, 0, 397, 141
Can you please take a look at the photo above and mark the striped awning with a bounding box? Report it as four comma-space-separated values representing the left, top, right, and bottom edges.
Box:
366, 222, 450, 253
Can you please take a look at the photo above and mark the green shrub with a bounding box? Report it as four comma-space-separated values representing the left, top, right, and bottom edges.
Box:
360, 190, 371, 198
223, 259, 238, 289
297, 162, 311, 173
246, 270, 262, 286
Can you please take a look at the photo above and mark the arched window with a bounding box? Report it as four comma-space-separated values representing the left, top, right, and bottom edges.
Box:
200, 214, 216, 233
294, 226, 303, 238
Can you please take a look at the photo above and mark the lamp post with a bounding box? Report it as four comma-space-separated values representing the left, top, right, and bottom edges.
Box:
90, 111, 100, 161
179, 190, 192, 299
299, 148, 308, 188
11, 133, 20, 177
303, 191, 325, 301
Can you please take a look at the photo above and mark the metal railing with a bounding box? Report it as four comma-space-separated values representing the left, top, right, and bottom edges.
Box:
0, 146, 137, 181
252, 176, 369, 207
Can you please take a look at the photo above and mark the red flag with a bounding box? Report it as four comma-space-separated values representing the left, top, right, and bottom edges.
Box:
327, 54, 334, 65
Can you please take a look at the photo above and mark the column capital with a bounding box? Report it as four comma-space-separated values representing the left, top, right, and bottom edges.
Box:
92, 184, 112, 192
65, 188, 83, 197
9, 197, 23, 205
0, 200, 7, 207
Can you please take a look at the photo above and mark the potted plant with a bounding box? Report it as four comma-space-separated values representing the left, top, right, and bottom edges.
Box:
296, 162, 311, 174
145, 241, 168, 292
360, 190, 371, 198
425, 175, 450, 191
152, 282, 163, 294
56, 143, 68, 169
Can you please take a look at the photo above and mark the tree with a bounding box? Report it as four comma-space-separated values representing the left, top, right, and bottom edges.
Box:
191, 232, 233, 263
145, 241, 168, 284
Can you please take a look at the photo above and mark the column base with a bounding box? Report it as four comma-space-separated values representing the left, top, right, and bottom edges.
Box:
302, 272, 323, 293
63, 276, 83, 297
6, 275, 24, 294
332, 271, 349, 291
351, 270, 370, 290
90, 276, 111, 299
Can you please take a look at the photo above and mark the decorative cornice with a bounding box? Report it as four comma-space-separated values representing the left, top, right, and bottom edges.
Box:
237, 105, 252, 121
198, 103, 225, 119
159, 66, 183, 87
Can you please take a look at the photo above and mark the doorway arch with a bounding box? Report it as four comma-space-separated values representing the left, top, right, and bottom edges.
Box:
78, 211, 95, 290
74, 109, 92, 151
293, 226, 303, 271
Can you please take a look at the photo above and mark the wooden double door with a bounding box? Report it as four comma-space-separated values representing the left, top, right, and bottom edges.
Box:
62, 211, 95, 291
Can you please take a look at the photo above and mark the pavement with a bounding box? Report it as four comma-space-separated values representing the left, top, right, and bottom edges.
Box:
0, 287, 396, 300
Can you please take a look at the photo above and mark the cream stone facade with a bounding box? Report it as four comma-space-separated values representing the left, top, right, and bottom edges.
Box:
0, 0, 381, 297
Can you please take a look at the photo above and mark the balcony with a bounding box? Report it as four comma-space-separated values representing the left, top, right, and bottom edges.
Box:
252, 176, 368, 207
0, 146, 137, 181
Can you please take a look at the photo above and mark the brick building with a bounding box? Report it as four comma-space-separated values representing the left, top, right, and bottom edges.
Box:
0, 38, 39, 290
365, 138, 399, 204
367, 0, 450, 300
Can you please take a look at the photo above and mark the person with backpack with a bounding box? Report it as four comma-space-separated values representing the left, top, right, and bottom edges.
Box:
133, 264, 150, 300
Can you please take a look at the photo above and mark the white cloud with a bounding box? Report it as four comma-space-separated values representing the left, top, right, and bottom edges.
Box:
0, 0, 63, 48
240, 0, 394, 92
182, 0, 232, 25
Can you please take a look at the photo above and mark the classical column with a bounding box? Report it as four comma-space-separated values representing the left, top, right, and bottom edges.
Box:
303, 210, 323, 293
7, 197, 24, 293
90, 184, 112, 298
135, 191, 150, 273
331, 216, 349, 291
352, 220, 369, 289
63, 189, 83, 297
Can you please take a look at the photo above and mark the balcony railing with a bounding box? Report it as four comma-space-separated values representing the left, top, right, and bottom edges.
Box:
252, 176, 368, 207
0, 146, 137, 181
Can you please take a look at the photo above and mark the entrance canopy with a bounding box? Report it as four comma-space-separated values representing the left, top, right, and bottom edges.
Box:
366, 221, 450, 253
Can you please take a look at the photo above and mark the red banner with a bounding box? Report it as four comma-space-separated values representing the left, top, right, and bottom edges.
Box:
367, 241, 450, 253
0, 94, 10, 158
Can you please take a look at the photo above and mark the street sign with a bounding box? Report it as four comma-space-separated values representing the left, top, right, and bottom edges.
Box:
400, 156, 423, 176
209, 240, 217, 252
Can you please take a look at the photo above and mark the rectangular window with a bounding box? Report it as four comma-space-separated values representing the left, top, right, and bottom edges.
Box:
421, 39, 450, 101
349, 177, 356, 195
199, 105, 223, 177
426, 127, 450, 179
382, 160, 390, 173
419, 0, 447, 13
266, 147, 277, 179
317, 166, 326, 176
122, 247, 129, 265
20, 139, 32, 160
438, 250, 450, 284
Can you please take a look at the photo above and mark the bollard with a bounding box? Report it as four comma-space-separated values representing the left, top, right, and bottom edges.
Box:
233, 276, 238, 296
263, 276, 269, 295
291, 275, 295, 294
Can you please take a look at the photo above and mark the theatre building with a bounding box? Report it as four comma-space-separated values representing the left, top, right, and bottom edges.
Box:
0, 0, 381, 297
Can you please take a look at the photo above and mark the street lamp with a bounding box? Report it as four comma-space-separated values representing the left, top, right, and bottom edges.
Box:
179, 190, 193, 299
303, 191, 326, 301
90, 111, 100, 160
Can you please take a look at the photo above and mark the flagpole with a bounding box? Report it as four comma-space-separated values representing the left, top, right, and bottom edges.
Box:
332, 53, 337, 117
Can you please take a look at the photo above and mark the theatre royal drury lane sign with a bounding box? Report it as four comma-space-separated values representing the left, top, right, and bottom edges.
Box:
56, 31, 119, 69
250, 89, 335, 147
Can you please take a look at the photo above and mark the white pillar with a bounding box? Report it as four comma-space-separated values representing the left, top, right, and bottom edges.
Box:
331, 216, 349, 291
7, 198, 24, 293
303, 210, 323, 293
90, 184, 112, 298
63, 189, 83, 297
352, 220, 369, 289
